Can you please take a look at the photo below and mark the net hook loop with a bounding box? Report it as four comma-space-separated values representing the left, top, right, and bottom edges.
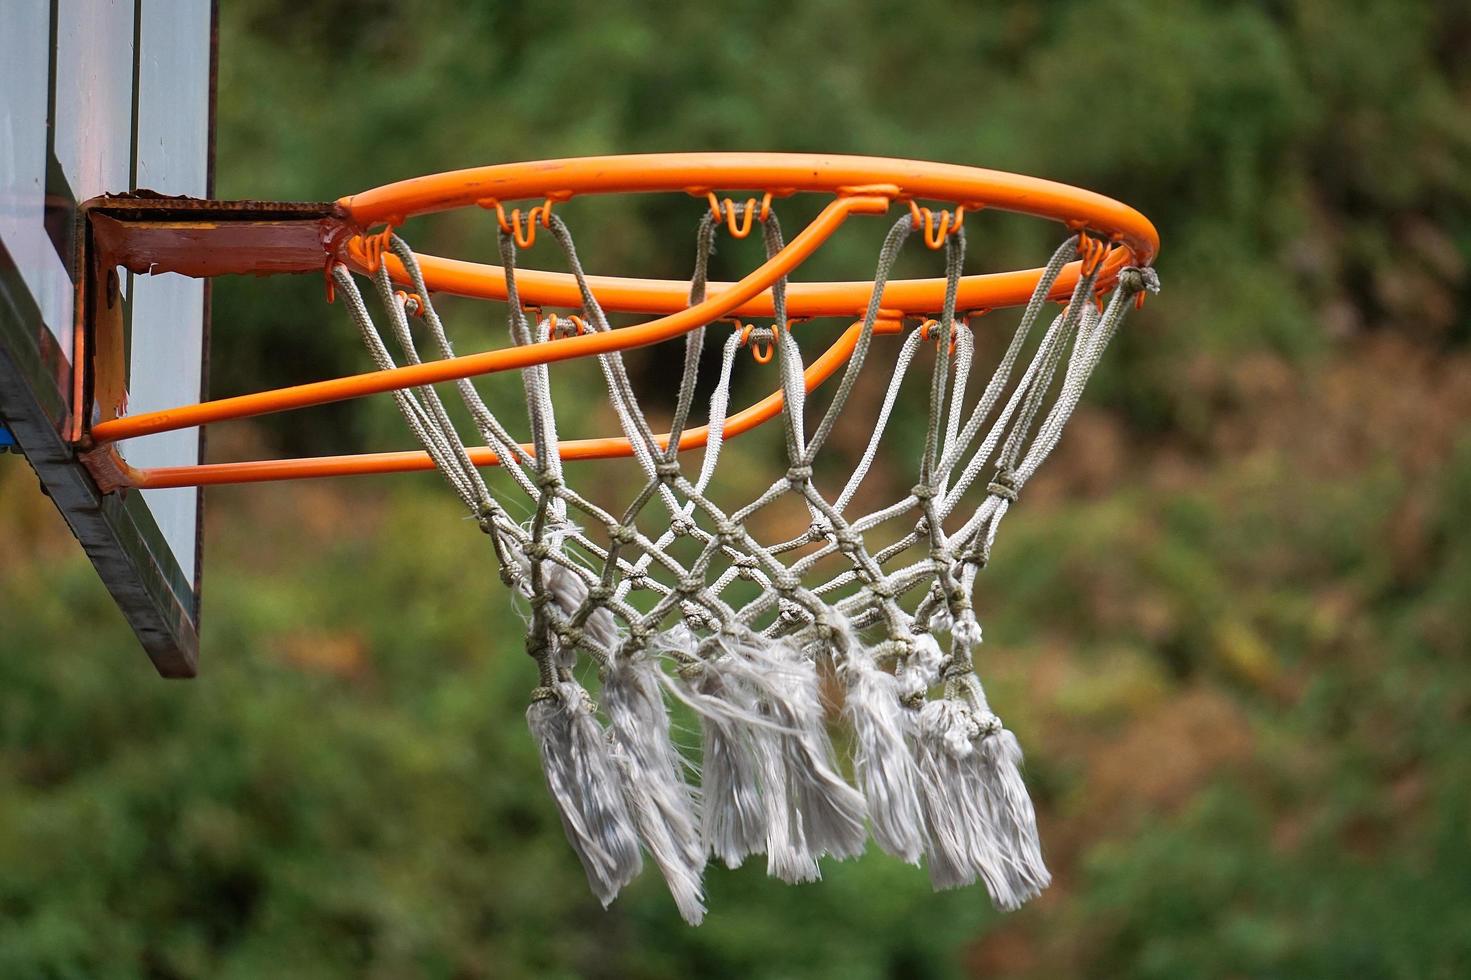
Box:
918, 318, 960, 356
333, 225, 395, 303
707, 192, 773, 239
481, 198, 557, 248
360, 224, 395, 274
394, 289, 426, 318
736, 322, 778, 364
1076, 231, 1109, 276
909, 201, 966, 250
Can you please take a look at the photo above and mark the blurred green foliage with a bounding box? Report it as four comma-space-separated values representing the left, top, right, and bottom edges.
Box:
5, 0, 1471, 976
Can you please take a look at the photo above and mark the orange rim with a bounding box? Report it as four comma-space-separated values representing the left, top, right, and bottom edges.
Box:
339, 152, 1157, 316
340, 152, 1157, 261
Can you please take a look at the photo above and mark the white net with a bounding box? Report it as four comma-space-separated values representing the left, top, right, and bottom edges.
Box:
330, 202, 1159, 924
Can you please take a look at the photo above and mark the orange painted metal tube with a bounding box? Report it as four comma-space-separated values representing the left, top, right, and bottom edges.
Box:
124, 317, 904, 488
364, 245, 1132, 317
341, 153, 1157, 318
91, 194, 887, 445
338, 152, 1159, 265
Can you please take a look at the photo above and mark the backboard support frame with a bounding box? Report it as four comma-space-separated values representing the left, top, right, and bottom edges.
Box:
66, 196, 343, 674
75, 194, 348, 496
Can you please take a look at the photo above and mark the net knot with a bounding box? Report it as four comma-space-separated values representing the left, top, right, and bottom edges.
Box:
869, 578, 897, 599
773, 573, 800, 593
555, 623, 585, 647
939, 654, 972, 681
625, 569, 651, 591
655, 459, 682, 481
622, 624, 651, 650
834, 529, 862, 554
808, 518, 834, 541
716, 521, 743, 545
973, 710, 1003, 738
528, 589, 554, 608
534, 470, 563, 491
682, 605, 718, 632
585, 583, 613, 603
1120, 265, 1161, 309
732, 555, 760, 579
669, 517, 695, 537
476, 501, 501, 535
607, 523, 637, 546
528, 685, 559, 705
524, 541, 552, 561
1119, 265, 1161, 296
786, 464, 813, 487
676, 574, 704, 596
911, 483, 937, 501
986, 469, 1020, 501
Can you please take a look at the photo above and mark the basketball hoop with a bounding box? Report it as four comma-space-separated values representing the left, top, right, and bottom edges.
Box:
80, 154, 1160, 923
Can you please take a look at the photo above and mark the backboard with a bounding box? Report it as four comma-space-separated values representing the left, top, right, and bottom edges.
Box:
0, 1, 215, 676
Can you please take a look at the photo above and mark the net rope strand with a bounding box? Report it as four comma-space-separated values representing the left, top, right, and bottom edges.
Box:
329, 204, 1159, 917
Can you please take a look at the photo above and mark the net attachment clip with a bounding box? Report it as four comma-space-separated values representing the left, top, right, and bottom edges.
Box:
1074, 229, 1110, 277
916, 308, 987, 355
480, 197, 560, 248
328, 224, 395, 304
359, 225, 395, 273
707, 192, 773, 238
737, 322, 776, 364
917, 317, 958, 355
733, 317, 803, 364
519, 306, 584, 337
909, 200, 969, 250
394, 290, 426, 318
